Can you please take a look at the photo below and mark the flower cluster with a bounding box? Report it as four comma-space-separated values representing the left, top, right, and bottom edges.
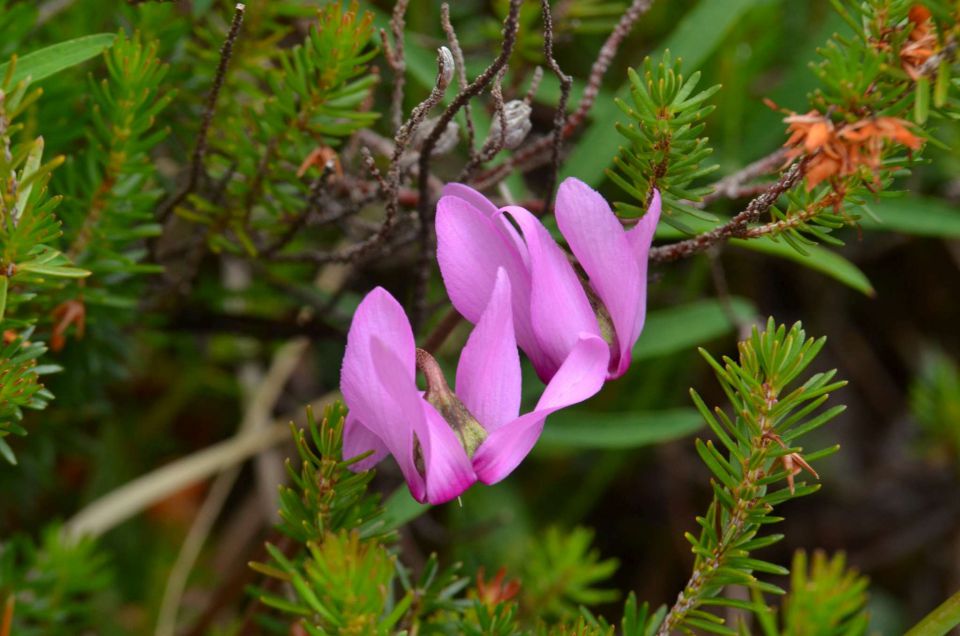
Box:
340, 178, 660, 503
783, 111, 922, 191
899, 5, 938, 80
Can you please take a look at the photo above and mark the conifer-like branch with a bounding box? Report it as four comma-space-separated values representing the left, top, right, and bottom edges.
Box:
656, 319, 847, 635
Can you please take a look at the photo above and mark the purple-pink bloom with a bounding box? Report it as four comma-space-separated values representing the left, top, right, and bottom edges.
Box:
436, 177, 661, 381
340, 269, 609, 504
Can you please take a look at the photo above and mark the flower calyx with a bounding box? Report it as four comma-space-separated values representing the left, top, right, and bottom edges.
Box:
415, 347, 488, 457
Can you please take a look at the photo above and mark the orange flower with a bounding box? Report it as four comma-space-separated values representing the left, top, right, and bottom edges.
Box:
783, 110, 922, 190
475, 567, 521, 607
901, 4, 938, 79
296, 145, 343, 180
50, 299, 86, 352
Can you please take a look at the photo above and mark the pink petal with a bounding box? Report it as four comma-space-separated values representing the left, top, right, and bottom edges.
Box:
340, 288, 423, 499
441, 183, 530, 263
436, 195, 549, 373
420, 404, 480, 504
624, 189, 661, 350
501, 205, 600, 380
442, 182, 500, 218
455, 268, 521, 432
343, 412, 388, 470
372, 338, 476, 504
555, 178, 640, 378
472, 333, 609, 484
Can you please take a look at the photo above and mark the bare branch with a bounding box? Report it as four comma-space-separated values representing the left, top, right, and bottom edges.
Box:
472, 0, 654, 189
441, 3, 475, 156
648, 158, 808, 263
157, 3, 245, 223
270, 49, 454, 267
457, 68, 508, 181
524, 66, 544, 105
569, 0, 653, 134
412, 0, 523, 329
383, 0, 410, 131
540, 0, 572, 212
697, 148, 788, 207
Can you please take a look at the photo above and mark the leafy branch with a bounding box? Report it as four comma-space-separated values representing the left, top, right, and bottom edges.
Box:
609, 51, 720, 232
656, 319, 846, 635
642, 0, 960, 265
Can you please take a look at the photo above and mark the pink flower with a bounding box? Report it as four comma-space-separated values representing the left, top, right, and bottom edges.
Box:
436, 177, 660, 381
340, 269, 609, 504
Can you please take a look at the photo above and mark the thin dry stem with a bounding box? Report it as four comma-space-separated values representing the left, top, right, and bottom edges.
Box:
524, 66, 544, 104
540, 0, 572, 212
649, 159, 808, 263
384, 0, 410, 131
697, 148, 789, 207
157, 3, 245, 223
458, 68, 508, 181
441, 3, 474, 155
472, 0, 654, 190
281, 47, 454, 266
154, 338, 308, 636
412, 0, 523, 330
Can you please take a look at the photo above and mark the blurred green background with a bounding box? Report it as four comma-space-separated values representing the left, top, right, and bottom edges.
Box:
2, 0, 959, 634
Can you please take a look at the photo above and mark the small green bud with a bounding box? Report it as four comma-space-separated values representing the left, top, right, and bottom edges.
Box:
415, 348, 488, 458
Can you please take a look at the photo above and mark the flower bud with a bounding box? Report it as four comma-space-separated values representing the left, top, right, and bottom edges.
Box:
438, 46, 455, 88
416, 348, 488, 458
488, 100, 532, 150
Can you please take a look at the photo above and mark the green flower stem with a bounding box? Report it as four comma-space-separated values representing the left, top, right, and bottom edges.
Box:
905, 589, 960, 636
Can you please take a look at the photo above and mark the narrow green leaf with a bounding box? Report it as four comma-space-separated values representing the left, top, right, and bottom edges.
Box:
730, 237, 874, 297
859, 197, 960, 238
0, 34, 116, 86
634, 298, 756, 360
915, 76, 930, 124
904, 589, 960, 636
17, 261, 91, 278
382, 486, 429, 530
0, 436, 16, 465
0, 276, 7, 322
16, 137, 43, 213
683, 617, 737, 635
537, 408, 704, 450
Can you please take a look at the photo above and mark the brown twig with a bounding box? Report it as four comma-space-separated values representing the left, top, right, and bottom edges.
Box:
258, 166, 334, 257
412, 0, 523, 330
697, 148, 788, 207
273, 48, 454, 267
1, 595, 13, 636
472, 0, 654, 190
420, 306, 464, 353
540, 0, 572, 213
382, 0, 410, 132
333, 47, 454, 263
156, 3, 245, 224
648, 158, 808, 263
441, 3, 474, 156
524, 66, 544, 104
457, 68, 508, 182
